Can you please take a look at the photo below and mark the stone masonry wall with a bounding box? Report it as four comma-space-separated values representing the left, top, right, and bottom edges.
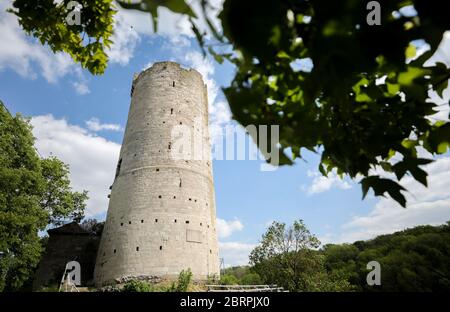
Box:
93, 62, 220, 286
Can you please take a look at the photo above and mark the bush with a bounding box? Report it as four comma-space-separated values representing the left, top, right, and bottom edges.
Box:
167, 269, 193, 292
122, 280, 154, 292
219, 274, 239, 285
240, 273, 262, 285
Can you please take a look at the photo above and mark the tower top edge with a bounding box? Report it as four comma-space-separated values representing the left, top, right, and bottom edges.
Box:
132, 61, 205, 86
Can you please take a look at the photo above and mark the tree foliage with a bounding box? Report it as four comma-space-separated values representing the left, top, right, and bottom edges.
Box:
247, 220, 450, 291
220, 266, 263, 285
9, 0, 115, 74
249, 220, 353, 291
8, 0, 450, 206
323, 222, 450, 291
0, 102, 87, 291
216, 0, 450, 207
80, 218, 104, 235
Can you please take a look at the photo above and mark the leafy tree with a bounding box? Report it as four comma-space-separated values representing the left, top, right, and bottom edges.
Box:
323, 243, 361, 288
8, 0, 450, 207
249, 220, 352, 291
80, 218, 104, 235
219, 266, 262, 285
221, 265, 250, 280
8, 0, 115, 74
40, 157, 87, 226
219, 274, 239, 285
323, 222, 450, 291
0, 102, 88, 291
240, 272, 262, 285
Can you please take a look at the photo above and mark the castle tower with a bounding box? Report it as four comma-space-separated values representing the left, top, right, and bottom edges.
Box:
94, 62, 220, 286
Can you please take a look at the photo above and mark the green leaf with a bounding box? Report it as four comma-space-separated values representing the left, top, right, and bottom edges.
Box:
398, 66, 428, 86
405, 43, 416, 59
361, 176, 407, 207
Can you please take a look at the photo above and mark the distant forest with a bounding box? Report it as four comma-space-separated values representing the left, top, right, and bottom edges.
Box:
221, 222, 450, 292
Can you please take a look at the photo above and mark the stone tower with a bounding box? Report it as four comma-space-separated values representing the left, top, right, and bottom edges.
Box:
94, 62, 220, 286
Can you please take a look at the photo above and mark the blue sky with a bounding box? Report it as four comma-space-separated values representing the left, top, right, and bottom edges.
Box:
1, 1, 450, 266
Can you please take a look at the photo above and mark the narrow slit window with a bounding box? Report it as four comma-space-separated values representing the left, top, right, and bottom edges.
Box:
171, 108, 173, 114
156, 168, 159, 172
168, 142, 171, 150
159, 246, 163, 250
120, 223, 123, 226
115, 158, 122, 179
172, 81, 175, 87
155, 219, 158, 223
174, 219, 177, 223
128, 221, 131, 224
141, 219, 144, 223
136, 247, 139, 251
113, 249, 116, 254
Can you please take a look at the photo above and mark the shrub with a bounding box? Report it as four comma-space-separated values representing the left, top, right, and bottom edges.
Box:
219, 274, 239, 285
122, 280, 154, 292
167, 269, 193, 292
240, 273, 262, 285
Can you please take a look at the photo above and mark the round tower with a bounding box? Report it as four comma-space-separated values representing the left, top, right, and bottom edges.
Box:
94, 62, 220, 286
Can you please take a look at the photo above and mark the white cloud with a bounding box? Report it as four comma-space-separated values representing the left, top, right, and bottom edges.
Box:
0, 2, 75, 83
304, 169, 352, 195
0, 1, 90, 90
216, 218, 243, 238
426, 31, 450, 122
219, 242, 255, 267
337, 156, 450, 243
144, 42, 233, 142
107, 13, 140, 66
85, 117, 123, 132
181, 51, 232, 129
116, 0, 224, 39
31, 115, 121, 218
72, 81, 90, 95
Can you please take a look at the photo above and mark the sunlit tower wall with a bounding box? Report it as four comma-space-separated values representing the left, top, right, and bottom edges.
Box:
94, 62, 220, 286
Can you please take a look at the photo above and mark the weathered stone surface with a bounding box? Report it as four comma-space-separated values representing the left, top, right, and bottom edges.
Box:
94, 62, 220, 286
33, 222, 101, 290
